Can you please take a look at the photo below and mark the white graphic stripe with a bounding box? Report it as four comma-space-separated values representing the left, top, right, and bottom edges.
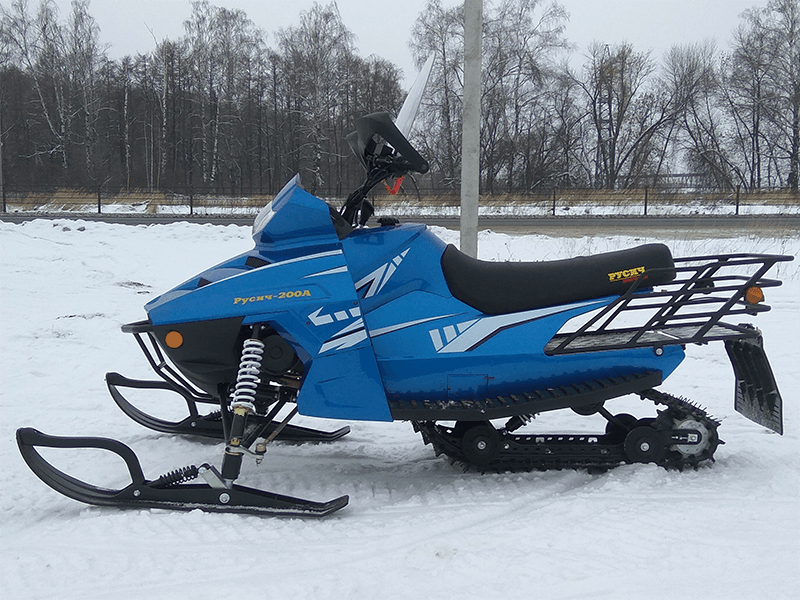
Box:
332, 317, 365, 337
429, 329, 444, 352
369, 314, 461, 338
354, 249, 410, 298
204, 249, 344, 290
319, 329, 368, 353
308, 307, 334, 326
303, 265, 348, 278
431, 300, 600, 354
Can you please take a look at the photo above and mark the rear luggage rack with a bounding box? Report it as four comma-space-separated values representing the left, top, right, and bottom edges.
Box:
545, 253, 791, 355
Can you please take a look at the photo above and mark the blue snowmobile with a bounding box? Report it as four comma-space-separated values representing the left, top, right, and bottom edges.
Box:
17, 65, 792, 517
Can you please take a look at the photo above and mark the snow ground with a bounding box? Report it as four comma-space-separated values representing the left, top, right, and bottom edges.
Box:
1, 218, 798, 600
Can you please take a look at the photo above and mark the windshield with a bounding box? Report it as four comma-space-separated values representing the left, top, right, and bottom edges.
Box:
395, 55, 434, 139
252, 175, 300, 237
252, 175, 340, 248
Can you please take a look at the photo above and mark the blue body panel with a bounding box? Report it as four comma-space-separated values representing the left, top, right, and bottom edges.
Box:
144, 177, 685, 422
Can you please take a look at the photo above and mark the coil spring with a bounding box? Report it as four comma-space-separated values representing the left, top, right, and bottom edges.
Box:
230, 337, 265, 410
153, 465, 199, 488
504, 414, 533, 433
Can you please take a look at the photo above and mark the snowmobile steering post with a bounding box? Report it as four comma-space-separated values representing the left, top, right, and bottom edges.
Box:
341, 161, 400, 226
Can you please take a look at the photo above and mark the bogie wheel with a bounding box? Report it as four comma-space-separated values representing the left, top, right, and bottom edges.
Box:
624, 426, 666, 464
459, 422, 501, 467
572, 401, 604, 416
604, 413, 638, 442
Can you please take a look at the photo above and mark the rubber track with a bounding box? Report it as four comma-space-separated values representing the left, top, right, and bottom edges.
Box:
413, 389, 721, 472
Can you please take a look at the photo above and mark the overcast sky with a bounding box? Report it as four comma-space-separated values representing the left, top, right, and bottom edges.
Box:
47, 0, 769, 85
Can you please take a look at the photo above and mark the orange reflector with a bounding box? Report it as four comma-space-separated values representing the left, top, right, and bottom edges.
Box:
745, 286, 764, 304
165, 330, 184, 348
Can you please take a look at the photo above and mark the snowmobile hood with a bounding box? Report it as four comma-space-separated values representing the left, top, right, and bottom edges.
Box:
144, 176, 344, 321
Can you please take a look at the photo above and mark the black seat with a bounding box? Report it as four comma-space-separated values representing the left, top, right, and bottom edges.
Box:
440, 243, 676, 315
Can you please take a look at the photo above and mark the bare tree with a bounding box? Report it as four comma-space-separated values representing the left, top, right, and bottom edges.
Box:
664, 42, 737, 188
0, 6, 12, 200
66, 0, 105, 186
574, 42, 680, 189
481, 0, 569, 192
1, 0, 106, 187
277, 2, 357, 194
721, 8, 779, 190
763, 0, 800, 191
410, 0, 464, 186
411, 0, 571, 192
2, 0, 71, 173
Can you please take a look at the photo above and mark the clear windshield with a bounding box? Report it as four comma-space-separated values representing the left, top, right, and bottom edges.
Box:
395, 55, 434, 139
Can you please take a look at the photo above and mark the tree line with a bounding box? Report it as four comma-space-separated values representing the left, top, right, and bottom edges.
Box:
0, 0, 403, 197
1, 0, 798, 198
411, 0, 799, 193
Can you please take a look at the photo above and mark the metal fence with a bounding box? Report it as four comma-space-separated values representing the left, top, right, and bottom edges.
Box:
2, 185, 798, 217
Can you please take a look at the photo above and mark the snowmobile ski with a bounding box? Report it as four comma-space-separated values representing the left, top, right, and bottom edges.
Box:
16, 428, 348, 516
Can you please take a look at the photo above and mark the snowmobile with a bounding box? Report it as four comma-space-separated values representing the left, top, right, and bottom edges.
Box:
17, 61, 792, 517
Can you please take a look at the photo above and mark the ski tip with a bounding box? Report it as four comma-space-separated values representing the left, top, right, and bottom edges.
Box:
16, 427, 40, 446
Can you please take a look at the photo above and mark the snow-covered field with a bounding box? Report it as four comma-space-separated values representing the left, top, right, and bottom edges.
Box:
1, 218, 798, 600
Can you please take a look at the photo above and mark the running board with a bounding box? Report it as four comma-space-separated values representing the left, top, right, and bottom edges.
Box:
388, 371, 662, 421
725, 327, 783, 434
16, 428, 348, 517
106, 372, 351, 443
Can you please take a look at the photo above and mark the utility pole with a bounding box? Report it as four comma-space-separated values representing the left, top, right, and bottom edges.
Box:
460, 0, 482, 258
1, 103, 5, 213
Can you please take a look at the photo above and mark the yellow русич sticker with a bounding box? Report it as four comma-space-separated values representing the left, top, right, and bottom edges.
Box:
607, 266, 646, 282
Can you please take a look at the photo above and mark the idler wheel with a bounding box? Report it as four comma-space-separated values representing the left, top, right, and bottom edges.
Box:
460, 422, 501, 467
624, 426, 666, 464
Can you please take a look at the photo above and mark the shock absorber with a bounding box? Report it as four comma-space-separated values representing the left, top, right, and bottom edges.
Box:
230, 336, 265, 417
221, 328, 265, 483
